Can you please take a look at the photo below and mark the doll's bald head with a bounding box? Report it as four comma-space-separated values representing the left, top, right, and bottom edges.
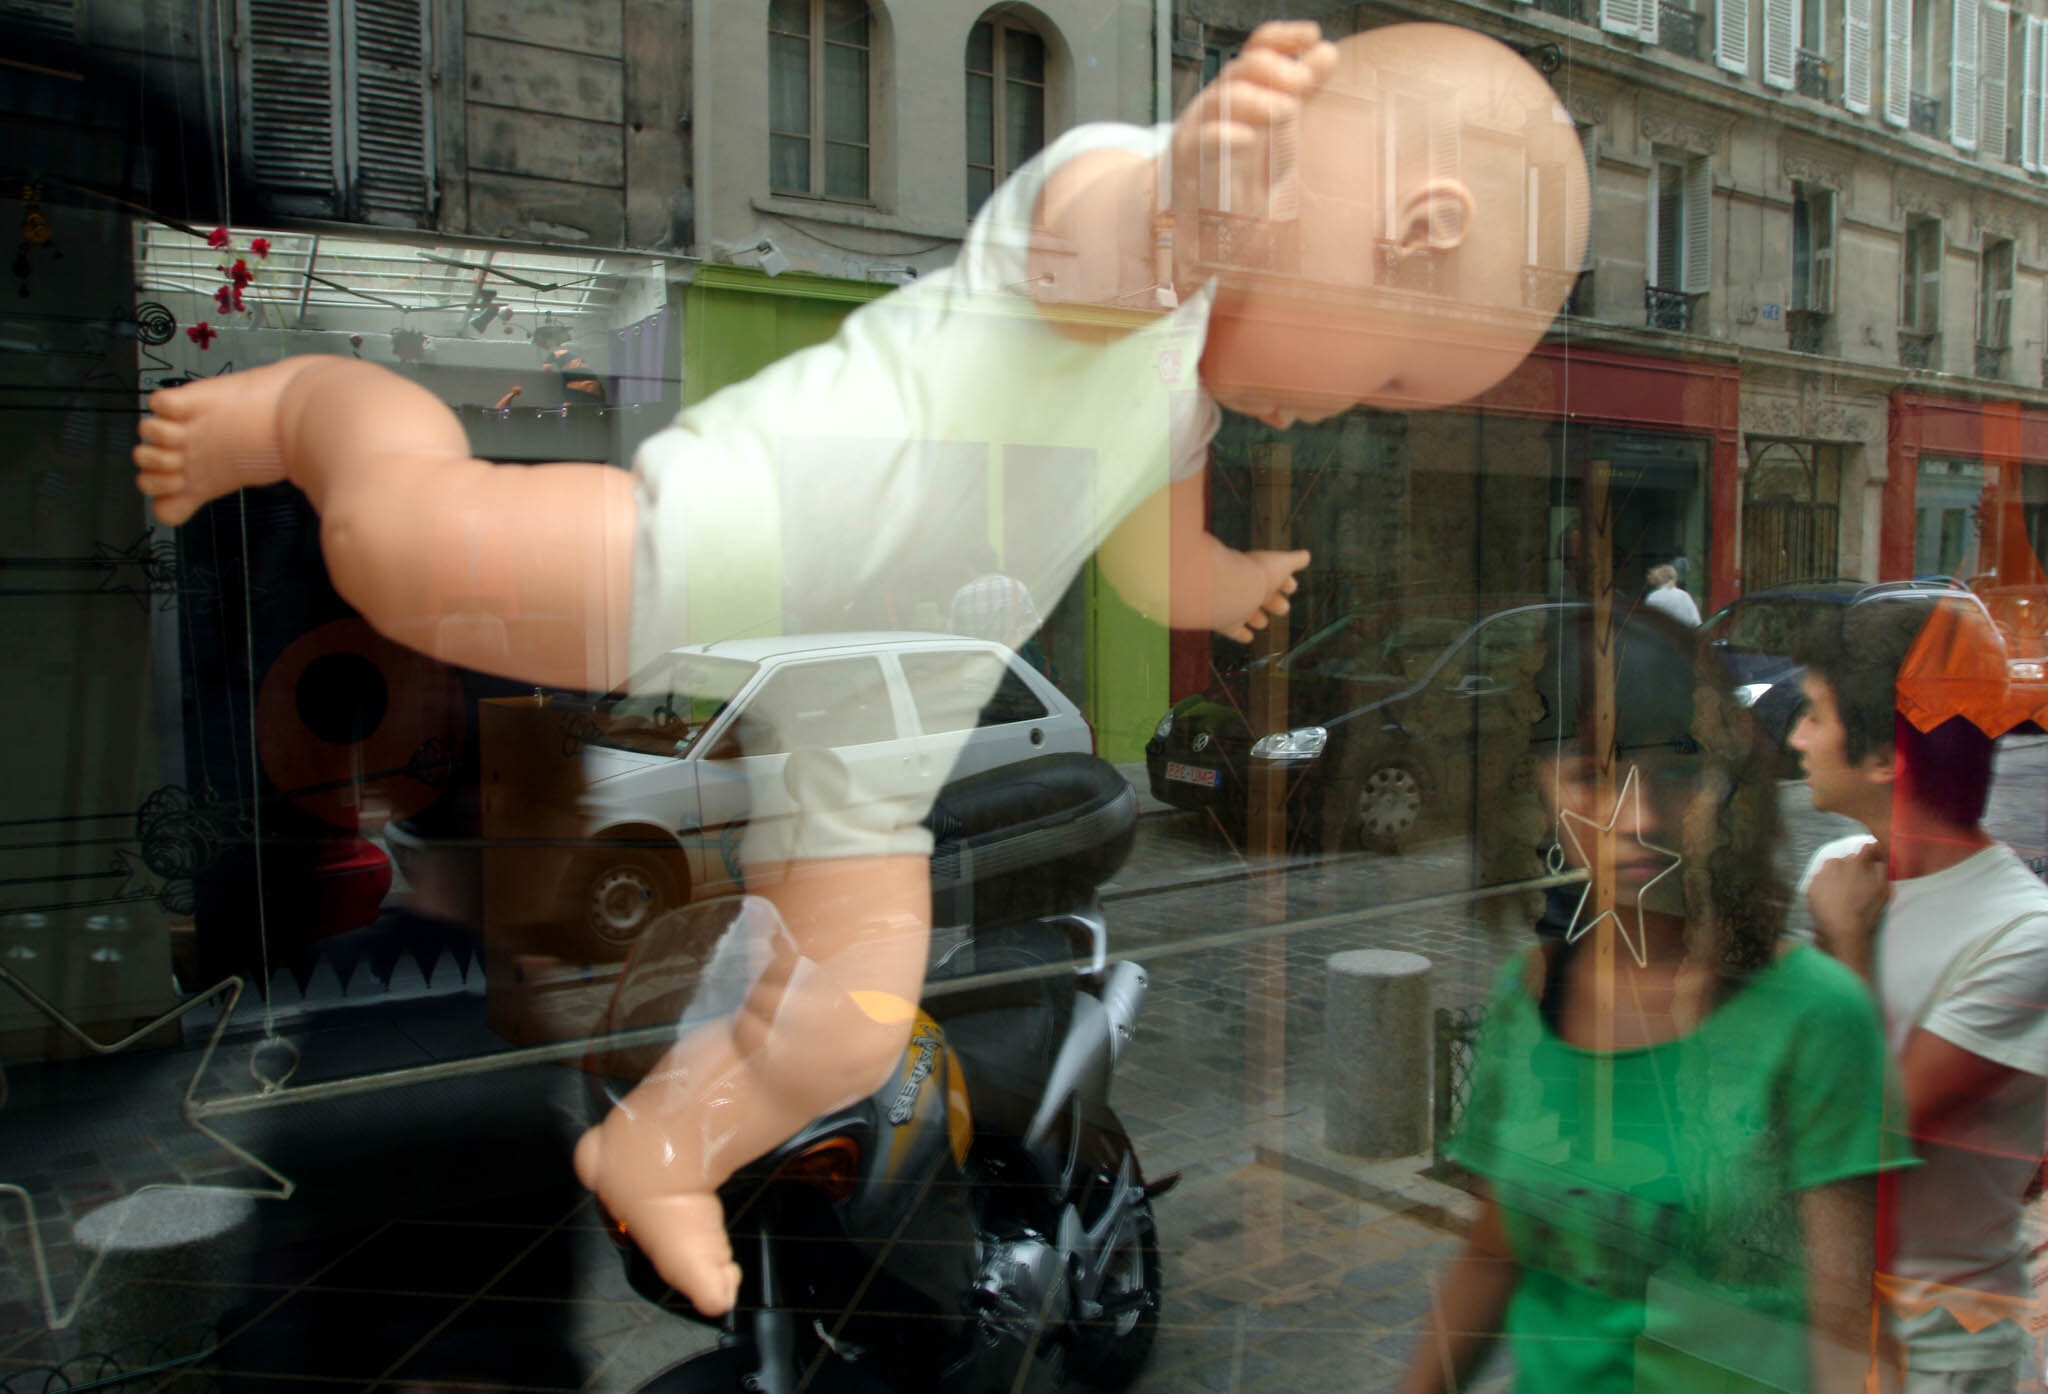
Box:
1193, 24, 1591, 426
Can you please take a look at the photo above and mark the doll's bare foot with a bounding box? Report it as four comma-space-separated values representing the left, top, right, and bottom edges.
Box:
575, 1126, 742, 1316
132, 357, 326, 526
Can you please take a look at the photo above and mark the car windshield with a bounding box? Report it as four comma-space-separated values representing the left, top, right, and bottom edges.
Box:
590, 656, 758, 757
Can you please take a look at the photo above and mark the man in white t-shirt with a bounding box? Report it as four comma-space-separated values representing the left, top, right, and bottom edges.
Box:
1792, 594, 2048, 1391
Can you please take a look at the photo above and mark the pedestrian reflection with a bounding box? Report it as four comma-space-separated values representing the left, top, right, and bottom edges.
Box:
1403, 608, 1910, 1394
1795, 592, 2048, 1391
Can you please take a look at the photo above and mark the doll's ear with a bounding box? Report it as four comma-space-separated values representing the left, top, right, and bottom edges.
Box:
1391, 177, 1476, 254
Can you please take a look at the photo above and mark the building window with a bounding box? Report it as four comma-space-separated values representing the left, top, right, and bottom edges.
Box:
2020, 12, 2045, 168
1789, 183, 1835, 352
1900, 214, 1943, 367
966, 17, 1048, 217
1798, 0, 1834, 96
1524, 123, 1597, 312
769, 0, 871, 201
1911, 0, 1940, 132
238, 0, 436, 226
1646, 151, 1709, 329
1978, 236, 2015, 377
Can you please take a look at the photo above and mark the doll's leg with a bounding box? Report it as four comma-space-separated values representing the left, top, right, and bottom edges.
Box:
134, 356, 633, 692
133, 357, 342, 525
573, 855, 930, 1318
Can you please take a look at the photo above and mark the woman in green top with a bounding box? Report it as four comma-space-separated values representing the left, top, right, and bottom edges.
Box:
1401, 608, 1910, 1394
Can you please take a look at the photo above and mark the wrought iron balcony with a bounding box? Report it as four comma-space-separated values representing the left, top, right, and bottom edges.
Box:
1645, 285, 1697, 332
1657, 2, 1704, 58
1786, 309, 1829, 354
1536, 0, 1589, 20
1897, 330, 1938, 370
1795, 50, 1831, 100
1976, 343, 2010, 380
1910, 93, 1940, 136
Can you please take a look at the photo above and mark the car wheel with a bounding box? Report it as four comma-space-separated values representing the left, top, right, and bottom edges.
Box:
1352, 759, 1426, 853
574, 847, 680, 961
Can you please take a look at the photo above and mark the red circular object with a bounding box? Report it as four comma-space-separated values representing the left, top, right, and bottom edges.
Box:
256, 618, 464, 827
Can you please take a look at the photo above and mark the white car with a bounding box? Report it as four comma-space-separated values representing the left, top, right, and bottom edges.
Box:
454, 633, 1092, 959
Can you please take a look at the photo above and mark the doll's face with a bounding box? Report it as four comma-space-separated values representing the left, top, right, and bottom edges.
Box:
1195, 25, 1586, 424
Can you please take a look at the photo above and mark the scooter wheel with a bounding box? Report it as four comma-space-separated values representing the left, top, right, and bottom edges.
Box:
1072, 1194, 1162, 1391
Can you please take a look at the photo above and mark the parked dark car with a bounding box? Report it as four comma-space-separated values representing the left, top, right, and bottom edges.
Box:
1701, 577, 1988, 770
1145, 600, 1582, 852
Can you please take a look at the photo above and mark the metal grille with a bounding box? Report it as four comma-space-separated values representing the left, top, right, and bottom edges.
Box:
1795, 49, 1832, 99
1657, 3, 1704, 58
1645, 285, 1695, 331
1430, 1002, 1487, 1178
1976, 343, 2011, 380
1743, 498, 1840, 590
1786, 308, 1828, 353
1898, 330, 1937, 370
1910, 92, 1940, 135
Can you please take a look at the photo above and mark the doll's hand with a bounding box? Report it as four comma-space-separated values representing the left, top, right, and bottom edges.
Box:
1167, 22, 1337, 278
1216, 548, 1309, 644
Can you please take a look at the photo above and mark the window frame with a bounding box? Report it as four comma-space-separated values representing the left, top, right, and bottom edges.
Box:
1901, 215, 1945, 332
1979, 236, 2016, 348
1647, 150, 1712, 295
965, 16, 1050, 218
768, 0, 874, 204
1791, 183, 1837, 312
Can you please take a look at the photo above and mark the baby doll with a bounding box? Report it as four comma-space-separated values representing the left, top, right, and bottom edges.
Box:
134, 18, 1586, 1318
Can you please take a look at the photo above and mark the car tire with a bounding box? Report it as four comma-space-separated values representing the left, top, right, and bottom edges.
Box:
573, 845, 682, 961
1348, 757, 1427, 853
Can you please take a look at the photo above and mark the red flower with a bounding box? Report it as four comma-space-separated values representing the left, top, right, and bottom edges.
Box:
231, 285, 245, 311
206, 226, 230, 249
228, 258, 253, 288
186, 321, 216, 349
249, 237, 271, 258
214, 285, 233, 314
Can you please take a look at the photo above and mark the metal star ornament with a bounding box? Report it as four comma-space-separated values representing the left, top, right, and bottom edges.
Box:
1557, 762, 1684, 969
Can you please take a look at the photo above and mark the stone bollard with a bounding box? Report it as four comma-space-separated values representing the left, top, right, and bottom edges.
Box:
1324, 949, 1431, 1158
72, 1188, 257, 1367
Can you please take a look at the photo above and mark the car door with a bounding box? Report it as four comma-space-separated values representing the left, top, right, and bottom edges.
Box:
689, 653, 921, 893
895, 647, 1074, 788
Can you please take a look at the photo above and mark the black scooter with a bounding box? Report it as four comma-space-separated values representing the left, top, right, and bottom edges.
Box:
587, 753, 1171, 1393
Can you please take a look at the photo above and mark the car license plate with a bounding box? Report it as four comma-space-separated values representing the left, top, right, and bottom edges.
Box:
1165, 762, 1221, 788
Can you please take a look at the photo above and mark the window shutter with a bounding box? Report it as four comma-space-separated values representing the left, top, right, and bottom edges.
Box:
1719, 0, 1752, 72
345, 0, 434, 224
2027, 16, 2046, 171
1845, 0, 1874, 111
1953, 0, 1980, 150
1916, 223, 1933, 331
1601, 0, 1646, 40
1579, 125, 1599, 269
1814, 193, 1837, 311
1764, 0, 1799, 87
1682, 155, 1712, 294
1980, 0, 2009, 158
239, 0, 345, 215
1884, 0, 1912, 124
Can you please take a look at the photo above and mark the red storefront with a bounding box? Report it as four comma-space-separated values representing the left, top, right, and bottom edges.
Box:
1880, 389, 2048, 588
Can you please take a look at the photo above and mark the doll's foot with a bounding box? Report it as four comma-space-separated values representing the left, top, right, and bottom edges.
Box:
575, 1126, 742, 1316
132, 357, 323, 525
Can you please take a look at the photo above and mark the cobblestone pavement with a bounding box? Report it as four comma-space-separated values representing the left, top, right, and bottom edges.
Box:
2, 742, 2045, 1390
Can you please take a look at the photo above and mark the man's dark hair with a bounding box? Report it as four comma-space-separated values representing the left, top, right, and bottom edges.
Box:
1795, 595, 1996, 826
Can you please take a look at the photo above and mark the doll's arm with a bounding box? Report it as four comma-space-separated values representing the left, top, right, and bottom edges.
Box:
1096, 472, 1308, 640
1027, 22, 1337, 312
135, 356, 634, 692
573, 854, 929, 1317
